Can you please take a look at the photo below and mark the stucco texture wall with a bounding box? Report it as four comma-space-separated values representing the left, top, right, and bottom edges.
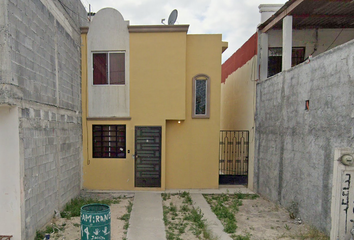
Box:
82, 20, 222, 190
221, 33, 257, 189
255, 38, 354, 233
165, 34, 222, 189
220, 56, 256, 189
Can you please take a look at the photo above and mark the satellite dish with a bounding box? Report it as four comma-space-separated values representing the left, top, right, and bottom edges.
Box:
168, 9, 178, 25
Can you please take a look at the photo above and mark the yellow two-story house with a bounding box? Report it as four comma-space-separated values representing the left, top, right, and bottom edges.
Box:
80, 8, 227, 190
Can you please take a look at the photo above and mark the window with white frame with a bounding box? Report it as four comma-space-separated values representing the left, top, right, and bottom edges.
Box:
93, 52, 125, 85
192, 74, 210, 119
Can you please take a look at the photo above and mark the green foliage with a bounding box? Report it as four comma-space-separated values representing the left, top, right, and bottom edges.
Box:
231, 233, 251, 240
35, 223, 65, 240
162, 193, 171, 201
224, 219, 237, 233
180, 204, 190, 212
127, 200, 133, 213
204, 194, 239, 234
35, 230, 45, 240
120, 200, 133, 231
284, 224, 291, 231
119, 213, 130, 221
287, 201, 299, 219
61, 197, 120, 219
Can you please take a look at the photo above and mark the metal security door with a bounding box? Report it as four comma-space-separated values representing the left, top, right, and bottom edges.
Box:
135, 126, 162, 187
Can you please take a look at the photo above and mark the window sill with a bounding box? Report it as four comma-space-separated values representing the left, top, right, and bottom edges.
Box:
87, 117, 131, 121
192, 115, 210, 119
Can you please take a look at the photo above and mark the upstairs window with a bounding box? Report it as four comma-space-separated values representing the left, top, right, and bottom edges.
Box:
268, 47, 305, 78
93, 52, 125, 85
192, 74, 210, 119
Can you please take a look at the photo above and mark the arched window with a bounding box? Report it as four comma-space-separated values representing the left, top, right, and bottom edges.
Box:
192, 74, 210, 119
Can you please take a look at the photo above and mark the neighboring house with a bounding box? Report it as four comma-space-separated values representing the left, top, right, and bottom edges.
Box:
80, 8, 227, 190
0, 0, 87, 239
221, 33, 258, 189
222, 0, 354, 235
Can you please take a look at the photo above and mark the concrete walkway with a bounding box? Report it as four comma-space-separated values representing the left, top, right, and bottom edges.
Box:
124, 187, 253, 240
127, 192, 166, 240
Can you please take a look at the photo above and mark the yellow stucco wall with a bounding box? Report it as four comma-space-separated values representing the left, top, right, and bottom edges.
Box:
220, 56, 257, 190
165, 35, 222, 189
81, 27, 223, 190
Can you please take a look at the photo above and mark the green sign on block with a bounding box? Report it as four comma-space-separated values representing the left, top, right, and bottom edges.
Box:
81, 204, 111, 240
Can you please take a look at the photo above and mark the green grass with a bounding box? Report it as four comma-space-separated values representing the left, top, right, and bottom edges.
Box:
120, 200, 133, 231
204, 193, 258, 235
231, 233, 251, 240
35, 223, 65, 240
61, 197, 121, 219
162, 191, 217, 240
281, 225, 329, 240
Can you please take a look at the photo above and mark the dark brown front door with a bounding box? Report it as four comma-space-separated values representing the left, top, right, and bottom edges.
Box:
135, 126, 161, 187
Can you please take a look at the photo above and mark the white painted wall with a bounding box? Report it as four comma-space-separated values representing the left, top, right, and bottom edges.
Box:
0, 106, 22, 239
258, 4, 282, 24
268, 28, 354, 58
87, 8, 130, 117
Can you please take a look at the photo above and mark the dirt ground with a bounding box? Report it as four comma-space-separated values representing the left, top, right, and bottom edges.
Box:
44, 192, 326, 240
47, 196, 133, 240
234, 197, 312, 239
163, 193, 205, 240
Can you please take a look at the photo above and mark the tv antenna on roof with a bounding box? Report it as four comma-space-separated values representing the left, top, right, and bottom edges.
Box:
161, 9, 178, 25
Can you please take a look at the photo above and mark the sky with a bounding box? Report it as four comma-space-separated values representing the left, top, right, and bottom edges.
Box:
81, 0, 287, 62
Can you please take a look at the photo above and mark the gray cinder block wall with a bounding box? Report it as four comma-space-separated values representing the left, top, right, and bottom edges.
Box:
0, 0, 87, 239
254, 38, 354, 233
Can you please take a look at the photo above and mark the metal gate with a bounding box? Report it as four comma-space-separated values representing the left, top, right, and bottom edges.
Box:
135, 126, 162, 187
219, 130, 249, 184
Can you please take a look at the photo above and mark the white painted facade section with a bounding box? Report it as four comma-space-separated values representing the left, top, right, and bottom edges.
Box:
87, 8, 130, 117
258, 28, 354, 78
0, 106, 22, 240
331, 148, 354, 240
258, 4, 283, 24
282, 15, 293, 71
259, 32, 268, 81
267, 28, 354, 57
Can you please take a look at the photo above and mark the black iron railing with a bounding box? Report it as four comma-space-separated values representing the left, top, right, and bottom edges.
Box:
219, 130, 249, 176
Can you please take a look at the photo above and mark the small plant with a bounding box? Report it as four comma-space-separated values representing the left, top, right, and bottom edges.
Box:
120, 200, 133, 231
296, 226, 330, 240
181, 192, 193, 204
180, 204, 190, 212
284, 224, 291, 231
204, 194, 238, 234
162, 192, 215, 240
73, 223, 80, 227
162, 193, 171, 201
287, 201, 299, 219
231, 233, 251, 240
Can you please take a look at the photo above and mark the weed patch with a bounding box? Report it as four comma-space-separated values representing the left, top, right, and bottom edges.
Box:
204, 193, 259, 235
61, 197, 121, 219
162, 191, 216, 240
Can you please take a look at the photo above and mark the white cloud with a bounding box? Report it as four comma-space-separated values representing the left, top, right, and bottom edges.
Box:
84, 0, 287, 62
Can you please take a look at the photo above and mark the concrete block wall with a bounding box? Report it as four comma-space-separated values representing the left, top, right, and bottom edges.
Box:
255, 38, 354, 233
21, 105, 82, 239
0, 0, 87, 239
